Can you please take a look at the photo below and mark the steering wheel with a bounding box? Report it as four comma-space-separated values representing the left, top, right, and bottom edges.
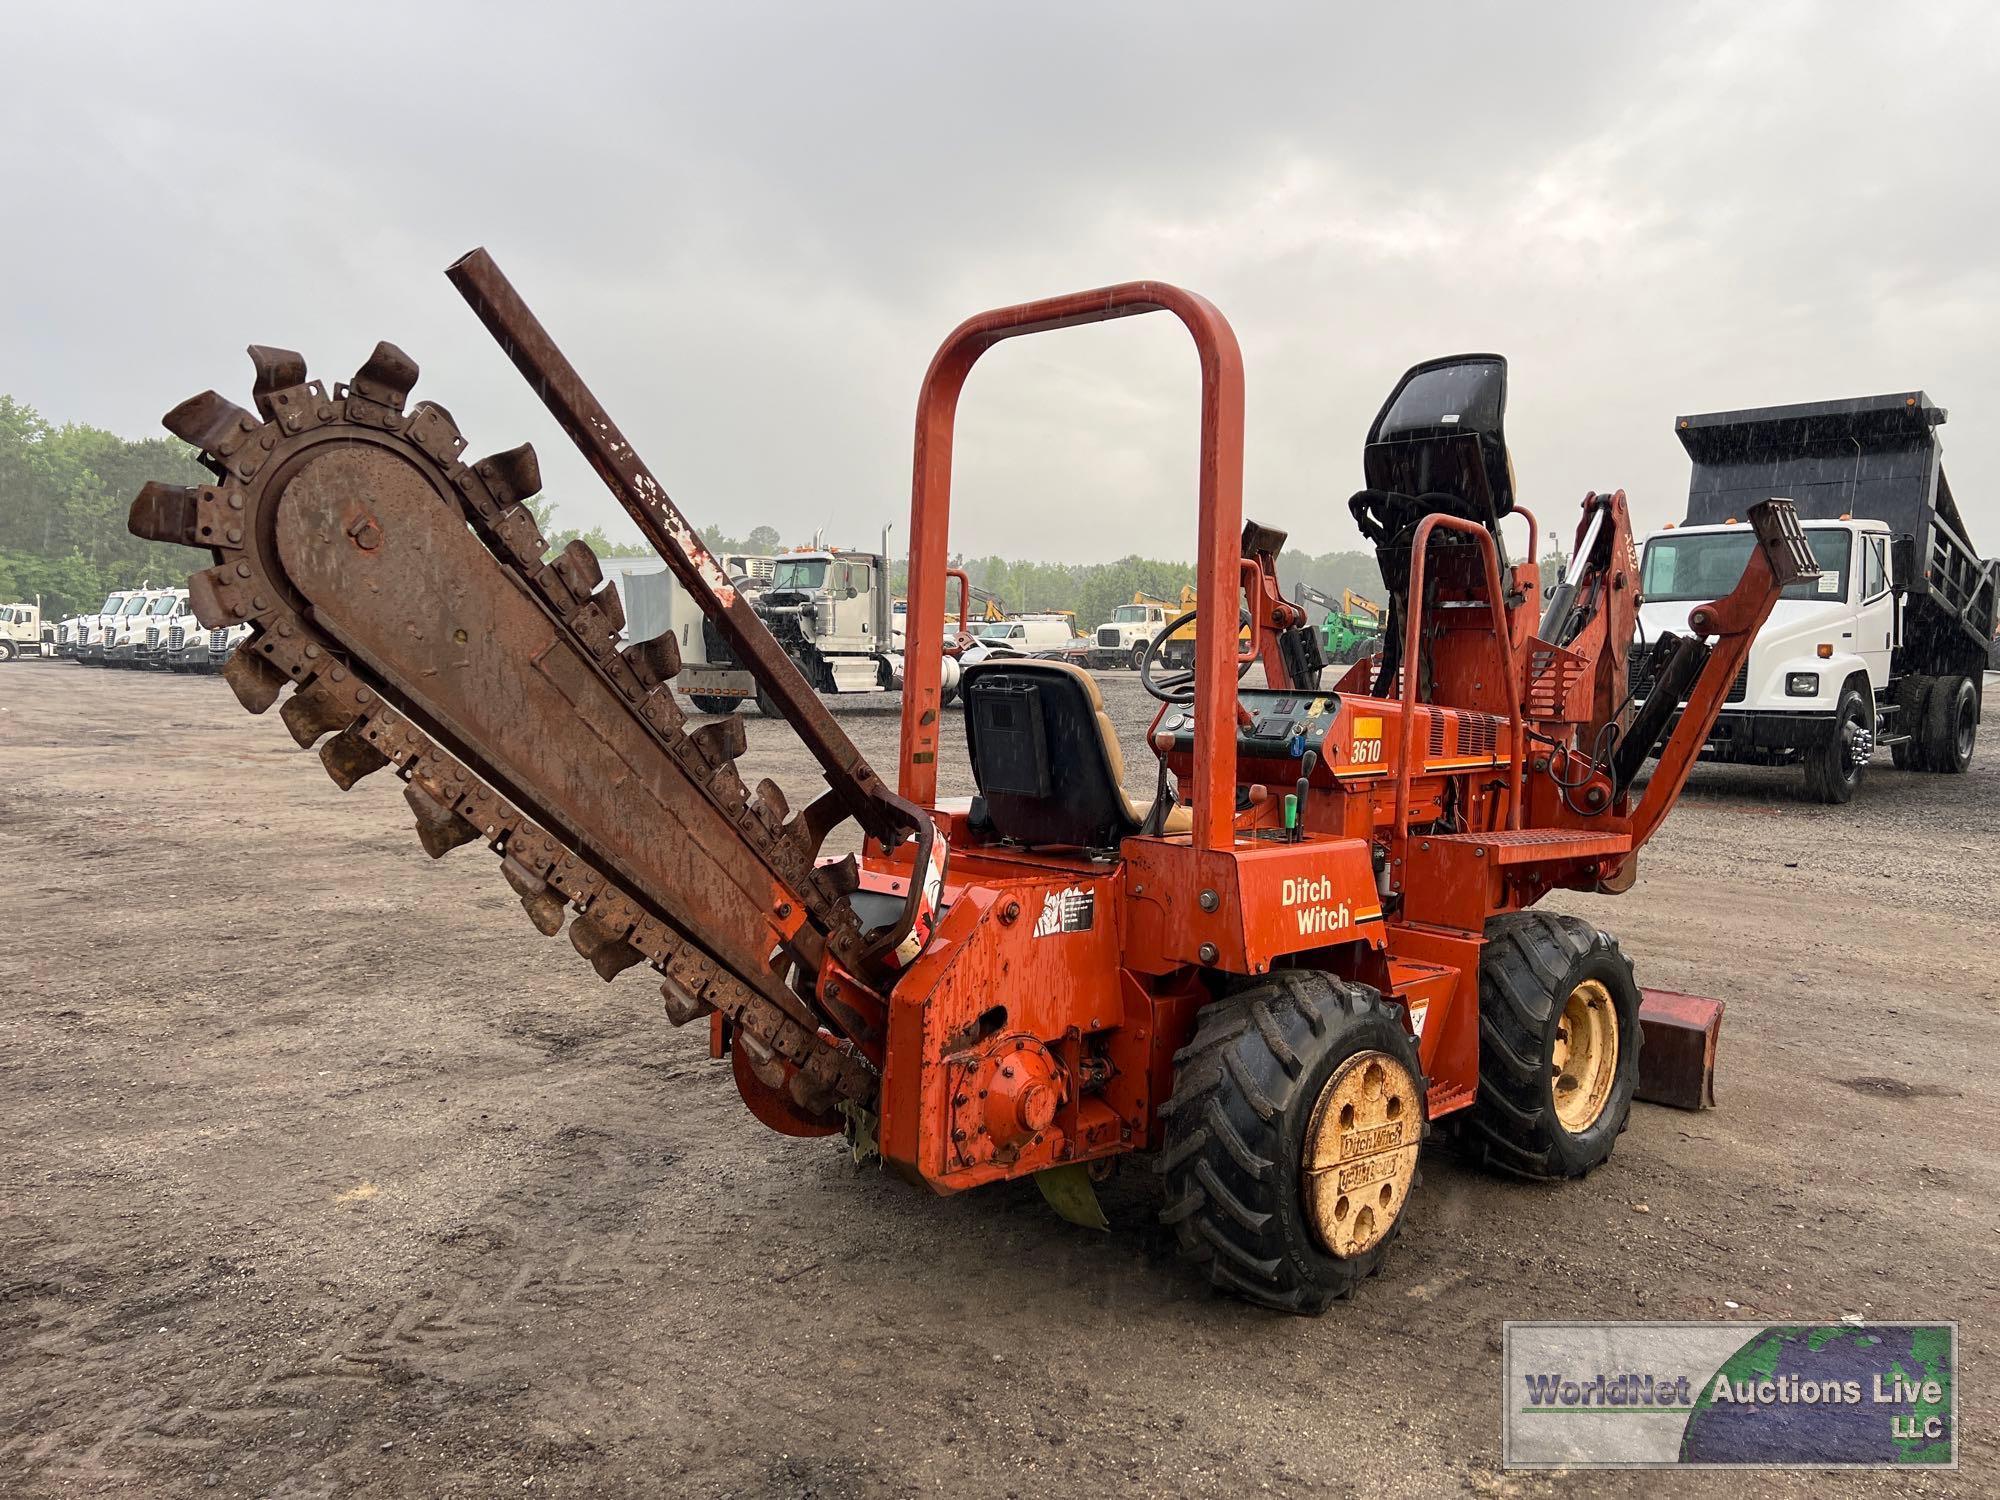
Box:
1140, 609, 1252, 703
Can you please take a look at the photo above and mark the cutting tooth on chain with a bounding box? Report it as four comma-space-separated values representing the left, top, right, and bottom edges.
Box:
689, 716, 746, 769
404, 783, 483, 858
736, 1029, 785, 1088
501, 857, 568, 936
588, 581, 626, 639
163, 391, 257, 460
623, 632, 681, 688
221, 649, 290, 715
349, 341, 419, 414
127, 482, 202, 547
552, 538, 602, 600
246, 345, 308, 419
752, 779, 790, 829
279, 679, 353, 749
472, 443, 541, 506
660, 976, 716, 1026
320, 727, 391, 790
568, 912, 646, 980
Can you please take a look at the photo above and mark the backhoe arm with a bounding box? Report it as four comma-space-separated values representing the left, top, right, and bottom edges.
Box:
1625, 498, 1819, 849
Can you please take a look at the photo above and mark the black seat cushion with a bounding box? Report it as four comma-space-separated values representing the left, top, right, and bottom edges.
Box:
961, 660, 1140, 851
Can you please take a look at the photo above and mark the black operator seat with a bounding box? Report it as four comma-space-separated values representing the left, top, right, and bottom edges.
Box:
961, 659, 1192, 851
1348, 353, 1516, 556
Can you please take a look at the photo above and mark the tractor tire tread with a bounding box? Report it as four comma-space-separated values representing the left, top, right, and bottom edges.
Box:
1458, 913, 1641, 1182
1159, 972, 1421, 1315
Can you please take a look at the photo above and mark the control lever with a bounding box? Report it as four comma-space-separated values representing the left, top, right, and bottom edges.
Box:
1290, 748, 1318, 842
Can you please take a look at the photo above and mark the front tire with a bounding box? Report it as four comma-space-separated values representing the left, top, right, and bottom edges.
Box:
0, 640, 15, 662
1159, 972, 1424, 1315
1129, 641, 1148, 671
688, 694, 742, 715
1459, 914, 1640, 1180
1803, 685, 1870, 803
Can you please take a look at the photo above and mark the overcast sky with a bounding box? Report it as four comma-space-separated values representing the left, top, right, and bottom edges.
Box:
5, 2, 1996, 565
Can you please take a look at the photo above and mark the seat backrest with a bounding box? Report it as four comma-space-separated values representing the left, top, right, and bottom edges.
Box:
961, 659, 1139, 851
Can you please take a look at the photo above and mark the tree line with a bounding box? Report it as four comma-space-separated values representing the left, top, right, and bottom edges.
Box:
0, 394, 1564, 629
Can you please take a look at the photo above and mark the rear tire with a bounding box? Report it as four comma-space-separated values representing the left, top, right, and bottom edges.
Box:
1891, 676, 1931, 770
688, 694, 742, 715
1802, 685, 1869, 804
1159, 972, 1424, 1315
1459, 914, 1641, 1180
1921, 674, 1976, 775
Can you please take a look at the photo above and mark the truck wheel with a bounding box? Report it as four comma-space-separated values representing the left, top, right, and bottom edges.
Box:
1159, 971, 1424, 1315
1922, 674, 1977, 774
1890, 676, 1931, 770
0, 640, 15, 662
1459, 914, 1640, 1180
1803, 686, 1870, 804
1129, 642, 1148, 671
688, 694, 742, 715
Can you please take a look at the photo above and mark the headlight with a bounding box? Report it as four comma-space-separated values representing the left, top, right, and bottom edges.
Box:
1786, 672, 1820, 697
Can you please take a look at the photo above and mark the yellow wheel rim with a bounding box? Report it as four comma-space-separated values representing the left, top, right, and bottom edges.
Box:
1552, 979, 1619, 1133
1302, 1049, 1421, 1259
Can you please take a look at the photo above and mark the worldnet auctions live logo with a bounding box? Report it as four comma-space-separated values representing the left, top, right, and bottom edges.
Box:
1503, 1322, 1956, 1469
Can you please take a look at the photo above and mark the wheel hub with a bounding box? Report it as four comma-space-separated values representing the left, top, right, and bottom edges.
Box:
1551, 978, 1619, 1133
1302, 1049, 1420, 1259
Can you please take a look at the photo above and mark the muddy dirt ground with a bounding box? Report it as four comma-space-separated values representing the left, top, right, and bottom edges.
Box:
2, 663, 1995, 1498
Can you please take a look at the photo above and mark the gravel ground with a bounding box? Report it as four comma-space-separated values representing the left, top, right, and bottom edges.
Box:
2, 662, 1995, 1498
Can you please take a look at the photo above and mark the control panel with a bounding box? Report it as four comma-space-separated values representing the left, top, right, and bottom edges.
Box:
1159, 689, 1344, 771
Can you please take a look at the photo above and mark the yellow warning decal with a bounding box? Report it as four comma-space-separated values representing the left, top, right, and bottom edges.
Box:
1351, 715, 1384, 768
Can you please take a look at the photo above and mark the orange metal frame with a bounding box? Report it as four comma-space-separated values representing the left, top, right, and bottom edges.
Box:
790, 281, 1793, 1194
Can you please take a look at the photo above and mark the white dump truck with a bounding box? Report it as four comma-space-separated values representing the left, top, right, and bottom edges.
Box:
1087, 595, 1176, 669
1633, 392, 1997, 802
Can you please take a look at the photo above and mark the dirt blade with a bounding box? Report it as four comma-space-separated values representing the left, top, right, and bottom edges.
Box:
1636, 989, 1722, 1110
132, 347, 880, 1112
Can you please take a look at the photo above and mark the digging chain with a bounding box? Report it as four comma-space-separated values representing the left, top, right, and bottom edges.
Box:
138, 343, 874, 1110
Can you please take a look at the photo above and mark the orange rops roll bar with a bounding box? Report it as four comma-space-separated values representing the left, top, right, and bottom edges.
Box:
897, 283, 1247, 850
1389, 514, 1524, 889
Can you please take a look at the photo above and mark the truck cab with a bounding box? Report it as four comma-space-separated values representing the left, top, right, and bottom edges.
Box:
80, 590, 155, 664
167, 619, 251, 672
109, 588, 193, 667
0, 601, 57, 661
1636, 520, 1890, 788
1089, 597, 1174, 669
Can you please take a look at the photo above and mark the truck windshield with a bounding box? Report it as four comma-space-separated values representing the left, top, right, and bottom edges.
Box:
1641, 527, 1852, 604
99, 593, 126, 613
771, 559, 828, 590
1111, 605, 1153, 622
121, 596, 150, 615
148, 595, 181, 615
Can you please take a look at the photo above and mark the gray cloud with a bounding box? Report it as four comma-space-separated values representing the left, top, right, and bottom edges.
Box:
4, 1, 1995, 564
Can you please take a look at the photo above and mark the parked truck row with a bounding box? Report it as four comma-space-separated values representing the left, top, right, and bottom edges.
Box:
9, 586, 253, 672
